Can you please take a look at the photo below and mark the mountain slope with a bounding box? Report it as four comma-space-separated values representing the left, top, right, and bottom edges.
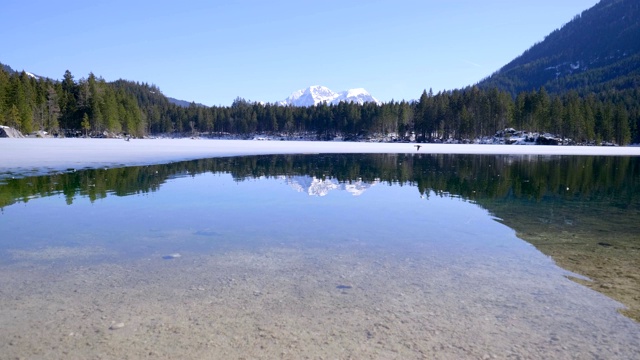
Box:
0, 62, 43, 79
279, 85, 380, 106
1, 62, 16, 74
478, 0, 640, 95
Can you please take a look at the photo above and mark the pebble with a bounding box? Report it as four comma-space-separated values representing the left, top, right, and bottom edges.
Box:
162, 253, 182, 260
109, 322, 125, 330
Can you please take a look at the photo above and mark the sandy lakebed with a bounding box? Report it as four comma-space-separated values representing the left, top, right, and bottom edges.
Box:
1, 138, 640, 359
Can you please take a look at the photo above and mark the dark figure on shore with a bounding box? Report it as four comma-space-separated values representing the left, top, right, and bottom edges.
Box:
415, 145, 421, 151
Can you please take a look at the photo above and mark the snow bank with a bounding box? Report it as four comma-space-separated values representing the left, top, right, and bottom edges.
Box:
1, 138, 639, 178
0, 126, 25, 138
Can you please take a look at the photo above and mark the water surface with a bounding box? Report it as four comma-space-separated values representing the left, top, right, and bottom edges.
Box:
1, 154, 639, 359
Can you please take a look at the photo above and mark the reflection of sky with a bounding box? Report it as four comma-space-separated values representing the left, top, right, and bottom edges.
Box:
2, 172, 538, 265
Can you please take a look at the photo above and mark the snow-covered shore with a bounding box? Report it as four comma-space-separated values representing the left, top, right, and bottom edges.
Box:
2, 138, 640, 178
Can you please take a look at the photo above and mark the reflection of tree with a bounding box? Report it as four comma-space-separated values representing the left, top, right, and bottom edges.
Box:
1, 155, 639, 211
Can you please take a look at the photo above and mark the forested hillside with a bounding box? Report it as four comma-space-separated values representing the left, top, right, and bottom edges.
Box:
478, 0, 639, 96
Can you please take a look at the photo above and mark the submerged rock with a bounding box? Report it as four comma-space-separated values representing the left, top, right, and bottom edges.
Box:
109, 322, 125, 330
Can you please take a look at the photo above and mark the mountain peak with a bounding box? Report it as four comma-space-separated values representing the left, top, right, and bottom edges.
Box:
279, 86, 380, 106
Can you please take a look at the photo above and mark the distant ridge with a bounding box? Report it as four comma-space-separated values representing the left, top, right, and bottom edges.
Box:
167, 97, 207, 108
1, 62, 15, 74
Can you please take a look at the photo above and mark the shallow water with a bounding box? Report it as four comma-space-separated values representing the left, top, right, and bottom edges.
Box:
1, 154, 639, 359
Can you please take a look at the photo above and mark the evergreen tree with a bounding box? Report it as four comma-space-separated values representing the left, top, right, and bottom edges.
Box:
614, 103, 631, 145
46, 85, 61, 135
581, 95, 596, 142
60, 70, 78, 131
549, 97, 564, 137
414, 90, 432, 141
81, 113, 90, 137
101, 87, 120, 133
7, 104, 21, 129
87, 73, 104, 133
0, 69, 7, 119
596, 102, 615, 143
534, 87, 550, 132
6, 73, 33, 133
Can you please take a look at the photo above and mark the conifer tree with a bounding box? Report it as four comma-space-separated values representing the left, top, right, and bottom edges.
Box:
101, 87, 120, 133
614, 103, 631, 145
81, 113, 90, 137
7, 104, 21, 129
0, 69, 7, 119
60, 70, 78, 131
549, 97, 564, 137
46, 85, 61, 135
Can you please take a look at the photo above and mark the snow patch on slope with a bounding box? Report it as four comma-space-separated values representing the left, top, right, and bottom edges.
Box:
24, 72, 40, 80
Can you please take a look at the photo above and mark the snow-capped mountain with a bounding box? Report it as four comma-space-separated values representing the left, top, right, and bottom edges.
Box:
283, 176, 378, 196
278, 85, 380, 107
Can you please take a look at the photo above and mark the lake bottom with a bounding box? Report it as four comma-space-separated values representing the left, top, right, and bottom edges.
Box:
1, 242, 638, 359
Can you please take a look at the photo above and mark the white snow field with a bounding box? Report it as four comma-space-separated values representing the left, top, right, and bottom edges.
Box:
1, 138, 639, 178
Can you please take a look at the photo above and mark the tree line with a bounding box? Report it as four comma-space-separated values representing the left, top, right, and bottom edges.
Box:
1, 68, 638, 144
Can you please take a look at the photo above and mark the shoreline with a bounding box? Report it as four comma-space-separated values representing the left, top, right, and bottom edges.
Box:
2, 138, 640, 178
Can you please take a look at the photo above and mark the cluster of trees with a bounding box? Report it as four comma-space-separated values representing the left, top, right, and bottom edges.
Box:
0, 69, 145, 137
1, 67, 638, 144
414, 87, 638, 144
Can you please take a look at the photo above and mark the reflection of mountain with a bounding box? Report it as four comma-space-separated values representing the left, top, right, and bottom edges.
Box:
283, 176, 378, 196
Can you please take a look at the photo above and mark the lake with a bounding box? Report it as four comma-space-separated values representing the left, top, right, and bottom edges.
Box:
1, 153, 639, 359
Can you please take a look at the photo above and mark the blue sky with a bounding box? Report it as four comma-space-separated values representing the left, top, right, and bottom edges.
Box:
3, 0, 599, 106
